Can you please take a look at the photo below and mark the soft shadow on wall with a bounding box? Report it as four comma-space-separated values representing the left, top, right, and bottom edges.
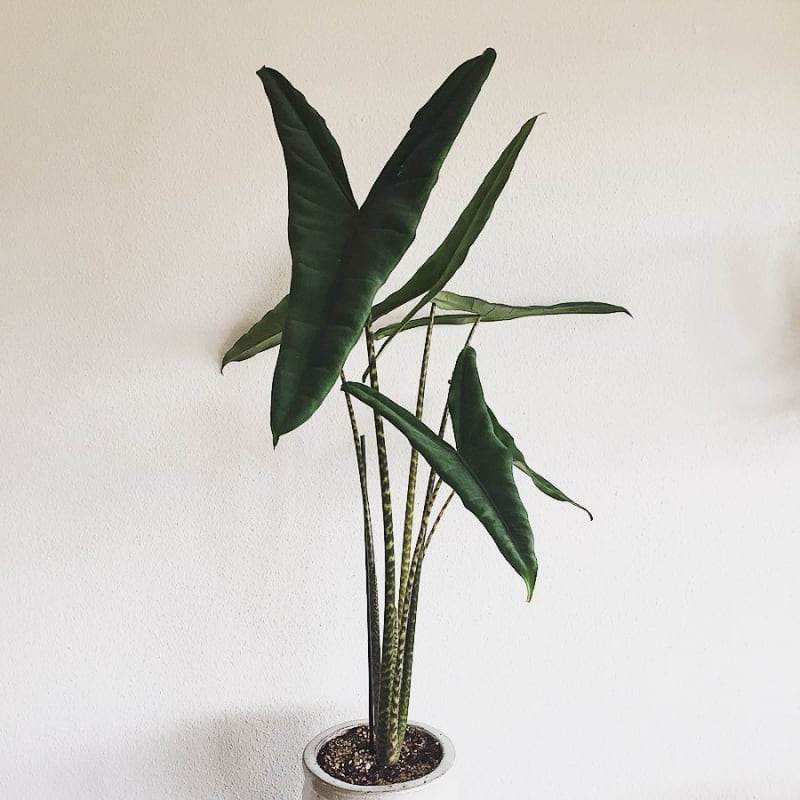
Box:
25, 705, 338, 800
781, 231, 800, 408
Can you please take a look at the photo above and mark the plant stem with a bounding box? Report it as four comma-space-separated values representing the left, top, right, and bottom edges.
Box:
364, 319, 399, 764
342, 375, 381, 748
464, 316, 481, 348
426, 489, 455, 550
396, 488, 456, 740
397, 555, 423, 736
396, 319, 481, 745
418, 317, 480, 538
398, 304, 436, 638
388, 304, 437, 762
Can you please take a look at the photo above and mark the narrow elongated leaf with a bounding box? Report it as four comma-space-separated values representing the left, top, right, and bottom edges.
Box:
221, 294, 289, 372
434, 290, 631, 320
373, 293, 630, 339
370, 117, 539, 354
223, 290, 629, 366
265, 50, 496, 443
343, 375, 537, 601
486, 407, 592, 520
447, 347, 537, 599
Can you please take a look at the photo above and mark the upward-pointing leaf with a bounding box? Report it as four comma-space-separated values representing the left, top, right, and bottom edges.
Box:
370, 116, 539, 359
258, 66, 358, 444
264, 50, 497, 443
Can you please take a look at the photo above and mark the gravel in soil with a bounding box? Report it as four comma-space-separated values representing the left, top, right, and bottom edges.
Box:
317, 725, 443, 786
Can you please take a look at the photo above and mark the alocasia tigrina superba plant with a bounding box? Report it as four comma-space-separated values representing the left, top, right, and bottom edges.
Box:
222, 48, 629, 766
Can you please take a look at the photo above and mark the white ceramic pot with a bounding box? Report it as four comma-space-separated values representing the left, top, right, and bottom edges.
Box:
302, 720, 457, 800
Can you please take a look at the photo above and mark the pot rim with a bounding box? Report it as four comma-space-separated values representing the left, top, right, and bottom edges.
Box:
302, 719, 455, 794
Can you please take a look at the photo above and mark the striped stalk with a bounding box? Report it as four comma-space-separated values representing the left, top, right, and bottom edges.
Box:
397, 489, 455, 745
342, 377, 381, 745
398, 304, 436, 627
395, 320, 480, 747
364, 320, 399, 764
357, 435, 381, 742
391, 306, 437, 757
392, 478, 443, 755
397, 552, 423, 741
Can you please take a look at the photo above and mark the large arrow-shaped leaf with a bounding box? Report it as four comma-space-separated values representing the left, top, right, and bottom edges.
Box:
369, 118, 539, 361
265, 50, 496, 444
343, 368, 537, 600
257, 66, 358, 442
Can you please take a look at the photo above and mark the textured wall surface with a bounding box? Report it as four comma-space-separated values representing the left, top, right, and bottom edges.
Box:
2, 2, 799, 798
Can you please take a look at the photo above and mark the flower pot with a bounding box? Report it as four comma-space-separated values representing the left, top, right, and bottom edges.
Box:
302, 721, 457, 799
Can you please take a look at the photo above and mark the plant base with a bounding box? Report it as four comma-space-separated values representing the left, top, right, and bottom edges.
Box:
302, 720, 456, 799
318, 724, 442, 785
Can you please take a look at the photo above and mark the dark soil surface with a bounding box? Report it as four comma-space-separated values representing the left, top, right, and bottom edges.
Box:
317, 724, 443, 786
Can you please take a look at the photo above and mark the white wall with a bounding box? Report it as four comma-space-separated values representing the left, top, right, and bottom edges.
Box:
2, 2, 799, 798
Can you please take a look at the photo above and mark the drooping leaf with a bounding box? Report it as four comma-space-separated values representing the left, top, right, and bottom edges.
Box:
434, 290, 631, 320
264, 50, 496, 443
221, 294, 289, 372
486, 408, 592, 520
370, 116, 539, 356
343, 372, 537, 601
447, 347, 537, 600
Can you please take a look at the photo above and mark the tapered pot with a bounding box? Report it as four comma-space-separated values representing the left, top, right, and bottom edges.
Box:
302, 721, 457, 799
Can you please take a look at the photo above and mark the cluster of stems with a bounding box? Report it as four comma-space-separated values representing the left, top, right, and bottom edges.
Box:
341, 304, 476, 766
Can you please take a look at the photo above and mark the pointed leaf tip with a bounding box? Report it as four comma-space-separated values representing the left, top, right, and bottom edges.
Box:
370, 114, 538, 354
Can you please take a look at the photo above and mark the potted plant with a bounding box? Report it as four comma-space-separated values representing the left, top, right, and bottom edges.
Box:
222, 48, 628, 798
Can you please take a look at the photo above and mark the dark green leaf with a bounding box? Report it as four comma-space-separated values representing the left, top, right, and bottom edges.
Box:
343, 364, 537, 601
221, 294, 289, 372
222, 289, 629, 366
486, 408, 593, 520
257, 66, 358, 444
372, 292, 630, 339
447, 347, 537, 600
370, 117, 539, 355
264, 50, 496, 443
434, 290, 631, 320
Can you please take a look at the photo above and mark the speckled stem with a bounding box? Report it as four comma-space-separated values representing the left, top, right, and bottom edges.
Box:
364, 320, 399, 764
342, 377, 381, 747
